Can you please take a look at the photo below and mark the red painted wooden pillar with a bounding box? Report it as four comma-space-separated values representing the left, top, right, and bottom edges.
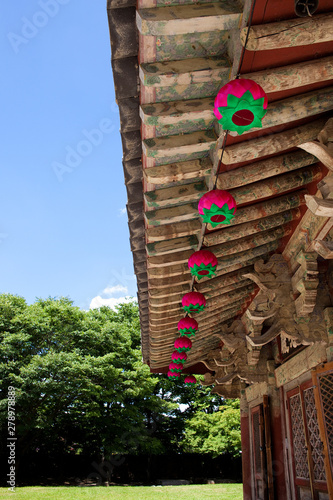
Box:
271, 387, 288, 499
240, 390, 252, 499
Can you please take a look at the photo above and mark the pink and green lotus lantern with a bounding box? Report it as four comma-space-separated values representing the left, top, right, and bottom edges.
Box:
182, 292, 206, 314
168, 370, 181, 379
171, 350, 187, 365
177, 317, 198, 337
184, 375, 197, 386
214, 78, 268, 135
174, 337, 192, 353
169, 361, 183, 373
198, 189, 236, 227
188, 250, 218, 280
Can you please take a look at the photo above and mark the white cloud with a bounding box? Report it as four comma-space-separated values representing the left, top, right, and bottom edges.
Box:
118, 207, 126, 216
89, 276, 137, 310
89, 295, 137, 310
102, 284, 128, 296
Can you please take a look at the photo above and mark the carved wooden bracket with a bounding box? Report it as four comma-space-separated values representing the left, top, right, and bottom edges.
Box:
299, 118, 333, 217
298, 117, 333, 170
291, 251, 318, 317
247, 347, 261, 367
213, 357, 235, 367
211, 382, 241, 398
215, 371, 239, 385
312, 239, 333, 259
304, 177, 333, 217
204, 253, 327, 394
246, 322, 313, 354
216, 320, 246, 354
201, 372, 215, 386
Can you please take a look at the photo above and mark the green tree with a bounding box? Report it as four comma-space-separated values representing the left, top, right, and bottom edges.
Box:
181, 399, 241, 457
0, 295, 172, 461
0, 293, 240, 464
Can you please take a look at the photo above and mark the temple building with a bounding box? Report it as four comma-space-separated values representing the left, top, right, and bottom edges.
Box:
107, 0, 333, 498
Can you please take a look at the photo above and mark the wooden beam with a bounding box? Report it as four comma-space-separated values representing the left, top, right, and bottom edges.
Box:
207, 191, 305, 231
196, 266, 254, 293
146, 240, 276, 280
220, 118, 326, 165
147, 234, 199, 257
203, 278, 253, 300
143, 130, 216, 163
146, 184, 306, 228
145, 202, 198, 226
204, 285, 255, 312
137, 3, 242, 36
150, 337, 221, 356
140, 97, 214, 128
149, 294, 183, 308
146, 164, 319, 212
148, 274, 191, 289
148, 262, 187, 278
150, 311, 182, 322
208, 225, 291, 259
197, 303, 245, 328
304, 194, 333, 217
204, 206, 302, 247
312, 240, 333, 259
149, 301, 183, 314
147, 219, 201, 242
240, 13, 333, 51
217, 150, 315, 190
149, 323, 179, 335
145, 179, 207, 209
243, 56, 333, 94
144, 157, 212, 186
230, 165, 322, 205
201, 254, 266, 281
228, 86, 333, 137
149, 316, 180, 328
139, 56, 231, 87
150, 323, 221, 342
150, 278, 254, 308
148, 249, 192, 267
149, 228, 284, 290
213, 240, 279, 275
149, 284, 189, 298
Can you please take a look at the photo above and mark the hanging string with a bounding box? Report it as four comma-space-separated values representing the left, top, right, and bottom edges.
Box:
236, 0, 257, 80
212, 0, 257, 191
213, 130, 229, 190
190, 0, 257, 295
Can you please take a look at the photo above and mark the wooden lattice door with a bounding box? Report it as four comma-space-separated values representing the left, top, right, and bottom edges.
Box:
287, 377, 329, 499
312, 361, 333, 498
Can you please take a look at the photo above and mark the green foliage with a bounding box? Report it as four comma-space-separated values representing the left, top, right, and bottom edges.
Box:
181, 399, 241, 457
0, 295, 169, 457
0, 294, 240, 460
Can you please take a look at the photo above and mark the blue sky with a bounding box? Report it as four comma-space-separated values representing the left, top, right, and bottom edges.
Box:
1, 0, 137, 309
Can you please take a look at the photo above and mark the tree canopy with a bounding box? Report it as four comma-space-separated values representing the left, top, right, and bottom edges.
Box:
181, 399, 241, 457
0, 294, 240, 461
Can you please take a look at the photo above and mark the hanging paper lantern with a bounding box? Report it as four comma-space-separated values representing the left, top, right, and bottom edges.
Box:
171, 350, 187, 365
214, 78, 268, 135
184, 375, 197, 386
188, 250, 218, 280
169, 361, 183, 373
177, 317, 198, 337
168, 370, 181, 379
198, 189, 236, 227
182, 292, 206, 313
174, 337, 192, 353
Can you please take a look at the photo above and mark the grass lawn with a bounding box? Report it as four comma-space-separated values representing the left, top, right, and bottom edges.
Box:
0, 484, 243, 499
